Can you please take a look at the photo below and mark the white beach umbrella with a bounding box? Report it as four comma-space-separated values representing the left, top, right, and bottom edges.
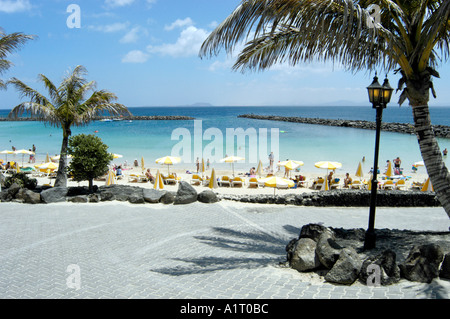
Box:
258, 176, 295, 195
13, 149, 34, 166
208, 168, 219, 189
105, 170, 116, 186
0, 150, 14, 162
155, 156, 181, 175
220, 156, 245, 177
256, 160, 263, 178
153, 169, 164, 190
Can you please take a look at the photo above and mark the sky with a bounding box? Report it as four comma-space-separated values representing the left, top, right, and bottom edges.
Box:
1, 0, 449, 109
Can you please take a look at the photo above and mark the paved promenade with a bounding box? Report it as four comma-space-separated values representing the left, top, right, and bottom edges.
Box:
0, 201, 449, 300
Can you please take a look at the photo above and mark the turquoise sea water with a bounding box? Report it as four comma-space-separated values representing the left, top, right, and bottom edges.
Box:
1, 106, 449, 174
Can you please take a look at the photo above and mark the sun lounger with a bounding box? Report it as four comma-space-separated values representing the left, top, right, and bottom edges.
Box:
350, 180, 363, 189
219, 176, 231, 187
164, 174, 177, 185
330, 178, 340, 189
313, 178, 324, 190
382, 180, 395, 190
231, 176, 243, 187
248, 177, 258, 188
128, 174, 139, 182
190, 174, 202, 186
394, 179, 407, 190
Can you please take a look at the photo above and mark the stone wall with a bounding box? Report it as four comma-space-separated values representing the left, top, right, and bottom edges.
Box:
238, 114, 450, 138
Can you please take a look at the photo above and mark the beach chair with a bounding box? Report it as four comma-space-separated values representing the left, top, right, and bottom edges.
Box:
190, 174, 202, 186
248, 177, 258, 188
394, 179, 407, 190
219, 176, 231, 187
330, 179, 340, 189
350, 180, 363, 189
313, 178, 324, 190
128, 174, 139, 182
231, 176, 243, 187
382, 180, 395, 190
164, 174, 177, 185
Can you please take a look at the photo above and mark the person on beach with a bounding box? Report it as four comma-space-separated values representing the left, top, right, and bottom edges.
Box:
327, 171, 334, 184
344, 173, 353, 188
32, 144, 36, 153
196, 157, 199, 172
207, 158, 210, 170
443, 148, 448, 156
268, 152, 274, 173
145, 168, 155, 183
116, 166, 123, 178
249, 167, 256, 176
133, 159, 139, 167
393, 157, 401, 168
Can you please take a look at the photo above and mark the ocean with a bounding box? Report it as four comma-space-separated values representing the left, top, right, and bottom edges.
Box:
1, 106, 449, 175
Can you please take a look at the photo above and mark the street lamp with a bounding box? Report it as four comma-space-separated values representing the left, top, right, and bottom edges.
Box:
364, 73, 393, 250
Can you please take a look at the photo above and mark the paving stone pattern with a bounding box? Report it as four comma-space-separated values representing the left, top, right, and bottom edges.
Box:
0, 202, 449, 299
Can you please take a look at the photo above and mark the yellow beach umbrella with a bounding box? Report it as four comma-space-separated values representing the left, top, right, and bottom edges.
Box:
315, 161, 342, 170
355, 162, 364, 179
14, 149, 34, 166
36, 162, 58, 171
385, 161, 393, 177
220, 156, 245, 177
45, 153, 50, 163
105, 170, 116, 186
141, 156, 145, 172
153, 169, 164, 190
321, 178, 329, 191
259, 176, 295, 195
256, 160, 263, 178
200, 158, 206, 178
421, 177, 434, 192
155, 156, 181, 175
208, 168, 219, 189
1, 150, 14, 162
278, 160, 304, 170
112, 153, 123, 159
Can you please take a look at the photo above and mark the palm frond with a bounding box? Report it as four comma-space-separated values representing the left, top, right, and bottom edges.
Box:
7, 77, 52, 107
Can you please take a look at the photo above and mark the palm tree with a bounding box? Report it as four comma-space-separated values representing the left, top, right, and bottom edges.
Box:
0, 30, 34, 89
8, 65, 131, 187
200, 0, 450, 218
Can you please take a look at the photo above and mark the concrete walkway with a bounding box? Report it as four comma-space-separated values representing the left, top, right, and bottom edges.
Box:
0, 201, 449, 299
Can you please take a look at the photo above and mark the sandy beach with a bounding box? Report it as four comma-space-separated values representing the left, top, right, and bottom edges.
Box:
17, 160, 431, 196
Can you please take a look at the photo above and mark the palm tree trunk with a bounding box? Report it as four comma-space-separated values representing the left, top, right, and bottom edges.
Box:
54, 126, 70, 187
411, 104, 450, 218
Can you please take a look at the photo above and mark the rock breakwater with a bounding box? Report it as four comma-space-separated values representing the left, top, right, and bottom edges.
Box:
238, 114, 450, 138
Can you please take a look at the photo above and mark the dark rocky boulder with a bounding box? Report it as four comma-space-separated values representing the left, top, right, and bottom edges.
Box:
325, 248, 362, 285
197, 190, 219, 203
40, 187, 68, 203
160, 191, 175, 204
174, 181, 197, 205
399, 244, 444, 283
289, 238, 321, 272
316, 231, 343, 269
359, 249, 401, 286
143, 189, 167, 203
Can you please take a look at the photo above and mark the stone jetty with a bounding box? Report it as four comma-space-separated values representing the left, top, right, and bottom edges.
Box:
238, 114, 450, 138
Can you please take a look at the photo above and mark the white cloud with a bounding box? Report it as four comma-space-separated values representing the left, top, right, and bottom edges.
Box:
147, 26, 209, 57
105, 0, 135, 7
120, 26, 147, 43
0, 0, 31, 13
164, 18, 194, 31
122, 50, 149, 63
89, 22, 129, 33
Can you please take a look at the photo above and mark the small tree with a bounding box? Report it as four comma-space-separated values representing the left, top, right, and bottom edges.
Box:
68, 134, 113, 192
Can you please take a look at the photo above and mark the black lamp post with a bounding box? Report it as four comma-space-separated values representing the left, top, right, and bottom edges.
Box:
364, 73, 393, 250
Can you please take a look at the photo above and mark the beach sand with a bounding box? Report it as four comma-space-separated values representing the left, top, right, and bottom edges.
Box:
22, 162, 431, 196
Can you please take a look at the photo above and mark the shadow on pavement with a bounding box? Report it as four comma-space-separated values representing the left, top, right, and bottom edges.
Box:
150, 225, 300, 276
